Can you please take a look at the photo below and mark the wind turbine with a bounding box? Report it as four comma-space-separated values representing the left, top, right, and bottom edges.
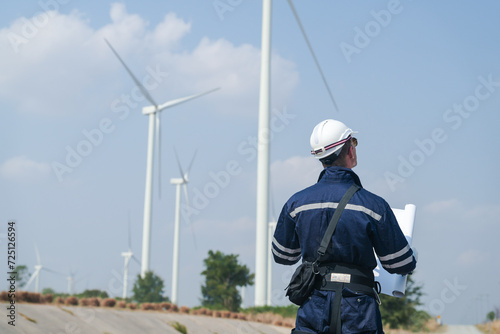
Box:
105, 39, 219, 278
170, 150, 196, 305
25, 244, 60, 293
121, 215, 141, 299
254, 0, 337, 306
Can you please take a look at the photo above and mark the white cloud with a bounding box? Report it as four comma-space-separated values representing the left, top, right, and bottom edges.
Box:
0, 156, 51, 182
423, 198, 460, 214
0, 3, 298, 117
270, 155, 322, 206
456, 249, 488, 267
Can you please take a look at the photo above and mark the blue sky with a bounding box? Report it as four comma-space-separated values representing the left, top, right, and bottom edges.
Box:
1, 0, 499, 325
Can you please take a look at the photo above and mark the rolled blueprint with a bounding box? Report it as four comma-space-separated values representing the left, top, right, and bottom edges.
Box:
373, 204, 416, 297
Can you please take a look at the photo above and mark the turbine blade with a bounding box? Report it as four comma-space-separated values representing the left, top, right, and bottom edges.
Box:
286, 0, 339, 112
157, 87, 220, 112
173, 148, 186, 182
34, 243, 41, 265
25, 269, 40, 290
185, 150, 197, 179
156, 112, 162, 199
104, 38, 158, 107
183, 184, 189, 208
132, 255, 141, 266
43, 267, 64, 276
127, 212, 132, 250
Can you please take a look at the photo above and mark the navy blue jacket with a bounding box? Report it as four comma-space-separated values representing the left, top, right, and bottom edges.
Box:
273, 167, 415, 274
273, 167, 416, 333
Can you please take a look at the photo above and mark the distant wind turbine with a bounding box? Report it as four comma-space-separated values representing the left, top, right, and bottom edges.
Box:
121, 214, 141, 299
25, 244, 61, 293
105, 39, 219, 278
170, 150, 196, 305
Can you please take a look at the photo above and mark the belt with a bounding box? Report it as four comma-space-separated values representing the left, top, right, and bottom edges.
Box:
314, 263, 381, 334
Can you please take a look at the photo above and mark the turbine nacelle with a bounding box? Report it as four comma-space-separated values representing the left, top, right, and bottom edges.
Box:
142, 105, 157, 115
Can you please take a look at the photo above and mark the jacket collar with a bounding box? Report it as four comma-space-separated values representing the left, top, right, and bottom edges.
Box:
317, 166, 363, 188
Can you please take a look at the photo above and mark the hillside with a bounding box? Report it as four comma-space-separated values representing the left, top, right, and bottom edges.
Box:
1, 303, 291, 334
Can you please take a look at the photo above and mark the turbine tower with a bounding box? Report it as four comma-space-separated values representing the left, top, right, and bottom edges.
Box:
254, 0, 338, 305
105, 39, 218, 277
255, 0, 272, 306
170, 151, 195, 305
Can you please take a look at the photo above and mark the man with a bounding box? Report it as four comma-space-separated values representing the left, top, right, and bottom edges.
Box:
272, 119, 416, 334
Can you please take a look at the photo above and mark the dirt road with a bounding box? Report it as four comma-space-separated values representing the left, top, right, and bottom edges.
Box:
443, 325, 483, 334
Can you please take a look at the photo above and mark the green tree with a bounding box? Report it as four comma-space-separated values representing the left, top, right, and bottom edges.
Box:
42, 288, 56, 295
487, 311, 496, 322
13, 265, 30, 288
379, 276, 430, 330
77, 289, 109, 299
201, 250, 254, 312
132, 271, 168, 303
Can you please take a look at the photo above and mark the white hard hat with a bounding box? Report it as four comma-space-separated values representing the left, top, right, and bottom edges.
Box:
310, 119, 357, 159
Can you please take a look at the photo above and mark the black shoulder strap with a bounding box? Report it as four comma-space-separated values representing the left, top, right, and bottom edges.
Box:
317, 184, 360, 259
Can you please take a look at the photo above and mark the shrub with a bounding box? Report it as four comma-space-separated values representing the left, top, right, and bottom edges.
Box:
127, 303, 137, 310
42, 294, 53, 304
141, 303, 155, 311
65, 296, 78, 306
179, 306, 190, 314
0, 291, 9, 301
220, 310, 231, 318
88, 297, 100, 307
16, 291, 27, 302
160, 302, 171, 311
102, 298, 116, 307
25, 292, 42, 303
213, 310, 222, 318
55, 297, 64, 304
170, 304, 179, 312
117, 300, 127, 308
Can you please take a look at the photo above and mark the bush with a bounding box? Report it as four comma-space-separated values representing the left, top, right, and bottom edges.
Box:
65, 296, 78, 306
0, 291, 8, 301
102, 298, 116, 307
25, 292, 42, 303
127, 303, 137, 310
179, 306, 190, 314
141, 303, 155, 311
117, 300, 127, 308
55, 297, 64, 304
87, 298, 100, 307
42, 294, 53, 304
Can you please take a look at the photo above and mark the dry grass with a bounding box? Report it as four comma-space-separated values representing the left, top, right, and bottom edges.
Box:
64, 296, 78, 306
101, 298, 116, 307
42, 294, 53, 304
478, 320, 500, 334
116, 300, 127, 308
179, 306, 190, 314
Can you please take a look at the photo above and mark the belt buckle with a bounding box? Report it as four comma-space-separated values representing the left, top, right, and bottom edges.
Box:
330, 273, 351, 283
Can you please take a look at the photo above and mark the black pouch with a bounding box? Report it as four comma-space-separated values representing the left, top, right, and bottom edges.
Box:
285, 261, 320, 306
